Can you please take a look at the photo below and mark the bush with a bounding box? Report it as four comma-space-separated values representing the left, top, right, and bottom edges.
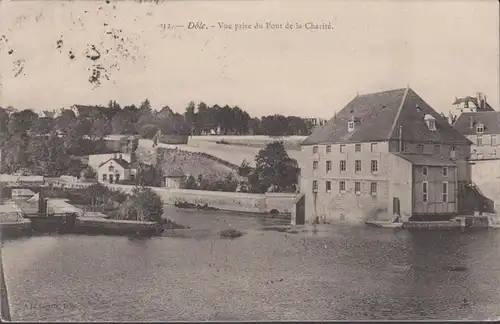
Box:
116, 186, 163, 222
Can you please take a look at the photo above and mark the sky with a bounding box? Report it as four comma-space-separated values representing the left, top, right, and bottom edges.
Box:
0, 0, 498, 119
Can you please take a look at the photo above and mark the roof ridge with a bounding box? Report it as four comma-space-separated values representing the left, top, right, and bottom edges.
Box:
387, 87, 410, 139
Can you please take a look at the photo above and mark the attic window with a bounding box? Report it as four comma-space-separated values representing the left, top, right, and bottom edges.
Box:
476, 123, 484, 134
347, 121, 355, 132
464, 101, 469, 109
424, 114, 436, 131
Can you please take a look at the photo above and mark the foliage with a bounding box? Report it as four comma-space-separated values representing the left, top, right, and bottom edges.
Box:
249, 141, 299, 193
117, 186, 163, 222
135, 164, 165, 187
82, 165, 97, 180
238, 159, 253, 177
179, 173, 239, 192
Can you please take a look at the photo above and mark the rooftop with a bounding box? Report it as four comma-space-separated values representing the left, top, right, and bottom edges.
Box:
453, 111, 500, 136
98, 158, 131, 169
302, 87, 472, 146
393, 153, 457, 167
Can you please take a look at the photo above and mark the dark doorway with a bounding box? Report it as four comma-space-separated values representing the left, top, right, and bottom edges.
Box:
392, 197, 401, 216
109, 175, 114, 184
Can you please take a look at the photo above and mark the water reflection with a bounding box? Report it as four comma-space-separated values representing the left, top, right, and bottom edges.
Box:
2, 207, 500, 321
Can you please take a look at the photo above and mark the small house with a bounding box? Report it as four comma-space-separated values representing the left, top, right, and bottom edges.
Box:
164, 170, 185, 189
97, 158, 136, 184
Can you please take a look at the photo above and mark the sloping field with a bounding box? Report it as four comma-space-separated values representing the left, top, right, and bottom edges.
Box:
178, 139, 302, 167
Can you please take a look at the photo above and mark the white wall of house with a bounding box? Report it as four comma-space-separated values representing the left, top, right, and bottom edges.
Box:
97, 160, 133, 184
88, 153, 131, 171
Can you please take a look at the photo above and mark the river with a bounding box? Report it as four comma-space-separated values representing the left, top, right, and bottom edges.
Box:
2, 206, 500, 321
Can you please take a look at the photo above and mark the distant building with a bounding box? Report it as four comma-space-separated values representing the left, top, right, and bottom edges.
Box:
164, 170, 185, 189
453, 111, 500, 160
305, 117, 327, 127
300, 87, 472, 224
88, 153, 131, 171
97, 158, 136, 184
452, 92, 494, 114
103, 134, 139, 154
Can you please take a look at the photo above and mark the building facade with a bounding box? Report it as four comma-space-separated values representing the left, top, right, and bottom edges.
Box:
453, 111, 500, 160
299, 87, 472, 224
97, 158, 136, 184
88, 153, 131, 171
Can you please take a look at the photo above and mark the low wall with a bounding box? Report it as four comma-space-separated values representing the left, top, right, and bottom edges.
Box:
159, 135, 189, 144
105, 183, 297, 214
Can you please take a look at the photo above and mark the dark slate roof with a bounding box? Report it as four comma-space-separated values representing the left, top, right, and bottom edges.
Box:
392, 153, 457, 167
453, 111, 500, 135
302, 87, 472, 146
98, 158, 131, 169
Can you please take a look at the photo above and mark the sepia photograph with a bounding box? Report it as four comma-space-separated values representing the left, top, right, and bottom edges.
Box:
0, 0, 499, 321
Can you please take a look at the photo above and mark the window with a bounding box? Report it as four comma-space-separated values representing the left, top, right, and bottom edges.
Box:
476, 125, 484, 134
443, 167, 448, 177
108, 165, 114, 172
340, 160, 346, 172
422, 166, 428, 176
450, 145, 456, 158
464, 101, 469, 109
326, 161, 332, 172
326, 145, 331, 153
340, 145, 346, 153
370, 143, 378, 152
434, 144, 440, 154
477, 136, 483, 146
492, 135, 497, 146
355, 144, 361, 152
119, 154, 123, 159
325, 181, 331, 193
401, 142, 407, 152
102, 174, 107, 181
339, 181, 346, 193
417, 144, 424, 153
313, 161, 318, 170
371, 160, 378, 173
422, 181, 428, 203
130, 174, 135, 180
348, 121, 355, 132
370, 182, 377, 196
354, 182, 361, 195
355, 160, 362, 173
442, 182, 448, 202
312, 180, 318, 193
313, 146, 318, 154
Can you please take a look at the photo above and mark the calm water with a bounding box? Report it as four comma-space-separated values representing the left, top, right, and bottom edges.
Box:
2, 206, 500, 321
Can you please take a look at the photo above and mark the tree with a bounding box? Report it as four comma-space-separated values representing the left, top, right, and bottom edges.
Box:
184, 101, 196, 135
238, 159, 252, 177
136, 164, 164, 187
251, 141, 299, 193
82, 165, 97, 180
126, 186, 163, 222
139, 98, 152, 111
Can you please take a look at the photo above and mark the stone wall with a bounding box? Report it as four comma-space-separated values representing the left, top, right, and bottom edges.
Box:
105, 183, 296, 214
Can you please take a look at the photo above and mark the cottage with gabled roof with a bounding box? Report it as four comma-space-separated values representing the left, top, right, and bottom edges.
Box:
97, 158, 136, 184
300, 87, 473, 224
453, 111, 500, 160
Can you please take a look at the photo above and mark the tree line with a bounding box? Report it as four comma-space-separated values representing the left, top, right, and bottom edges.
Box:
0, 99, 315, 176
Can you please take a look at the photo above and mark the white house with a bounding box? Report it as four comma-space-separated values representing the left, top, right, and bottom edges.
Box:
97, 158, 136, 184
88, 153, 131, 171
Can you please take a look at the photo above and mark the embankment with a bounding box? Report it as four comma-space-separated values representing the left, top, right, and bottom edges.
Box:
104, 183, 298, 215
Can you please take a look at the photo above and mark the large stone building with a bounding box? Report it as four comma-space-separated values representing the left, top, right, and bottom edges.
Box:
452, 94, 499, 161
299, 87, 472, 224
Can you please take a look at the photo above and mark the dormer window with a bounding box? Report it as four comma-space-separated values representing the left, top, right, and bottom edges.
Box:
476, 123, 484, 134
424, 114, 436, 131
464, 101, 469, 109
347, 121, 355, 132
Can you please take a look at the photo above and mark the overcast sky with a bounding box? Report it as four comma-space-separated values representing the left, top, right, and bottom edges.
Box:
0, 0, 498, 119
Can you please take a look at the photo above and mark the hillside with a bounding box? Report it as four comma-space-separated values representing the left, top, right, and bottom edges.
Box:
135, 146, 238, 182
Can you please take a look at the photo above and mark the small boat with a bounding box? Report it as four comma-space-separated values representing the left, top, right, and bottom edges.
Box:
365, 220, 403, 228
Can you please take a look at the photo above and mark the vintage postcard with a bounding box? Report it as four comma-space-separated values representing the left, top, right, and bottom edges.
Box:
0, 0, 499, 321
